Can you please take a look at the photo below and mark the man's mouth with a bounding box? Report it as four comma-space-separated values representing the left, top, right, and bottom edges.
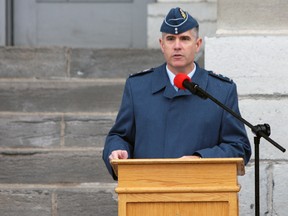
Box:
173, 54, 183, 59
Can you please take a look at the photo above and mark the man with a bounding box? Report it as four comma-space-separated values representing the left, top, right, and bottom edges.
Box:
102, 7, 251, 179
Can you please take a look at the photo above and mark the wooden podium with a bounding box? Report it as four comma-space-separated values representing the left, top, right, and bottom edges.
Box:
111, 158, 245, 216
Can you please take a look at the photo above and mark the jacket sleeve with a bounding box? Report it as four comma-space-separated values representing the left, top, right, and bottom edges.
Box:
102, 79, 135, 179
194, 82, 252, 164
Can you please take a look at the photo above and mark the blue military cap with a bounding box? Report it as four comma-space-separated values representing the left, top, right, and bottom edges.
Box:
160, 7, 199, 35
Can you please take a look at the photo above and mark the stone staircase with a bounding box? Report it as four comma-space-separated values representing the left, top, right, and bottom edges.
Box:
0, 47, 165, 216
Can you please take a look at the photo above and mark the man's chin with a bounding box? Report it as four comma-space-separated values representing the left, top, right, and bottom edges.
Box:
171, 64, 186, 71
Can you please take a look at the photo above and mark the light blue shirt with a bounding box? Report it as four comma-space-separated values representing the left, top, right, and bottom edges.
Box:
166, 63, 196, 91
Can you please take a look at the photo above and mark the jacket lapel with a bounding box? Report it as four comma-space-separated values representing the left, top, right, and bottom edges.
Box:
151, 63, 208, 99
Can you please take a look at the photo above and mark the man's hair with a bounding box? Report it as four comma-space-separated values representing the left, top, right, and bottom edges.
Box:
192, 27, 199, 39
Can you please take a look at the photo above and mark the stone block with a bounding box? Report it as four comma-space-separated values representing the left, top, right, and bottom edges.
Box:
0, 114, 61, 148
64, 114, 116, 148
273, 163, 288, 215
148, 2, 217, 21
0, 47, 68, 78
70, 48, 164, 78
0, 189, 51, 216
0, 80, 124, 113
157, 0, 206, 2
0, 150, 114, 184
205, 36, 288, 95
239, 98, 288, 160
238, 161, 273, 216
56, 190, 117, 216
0, 184, 118, 216
0, 113, 116, 149
218, 0, 288, 34
238, 162, 270, 215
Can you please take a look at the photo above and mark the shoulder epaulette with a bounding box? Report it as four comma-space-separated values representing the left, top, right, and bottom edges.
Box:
129, 68, 154, 77
208, 71, 233, 83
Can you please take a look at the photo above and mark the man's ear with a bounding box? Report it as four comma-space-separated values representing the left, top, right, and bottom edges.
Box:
159, 38, 164, 53
196, 38, 203, 52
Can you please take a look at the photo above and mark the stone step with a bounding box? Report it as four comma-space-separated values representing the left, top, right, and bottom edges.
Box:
0, 79, 124, 113
0, 112, 115, 148
0, 47, 165, 215
0, 47, 164, 79
0, 148, 114, 184
0, 183, 117, 216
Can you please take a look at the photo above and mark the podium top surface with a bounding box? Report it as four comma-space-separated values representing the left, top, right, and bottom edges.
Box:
111, 158, 243, 165
111, 158, 245, 176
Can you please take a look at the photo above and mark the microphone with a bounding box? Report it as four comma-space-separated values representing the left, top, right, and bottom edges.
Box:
174, 73, 208, 99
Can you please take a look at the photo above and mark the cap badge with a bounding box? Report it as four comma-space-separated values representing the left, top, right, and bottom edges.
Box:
179, 8, 187, 19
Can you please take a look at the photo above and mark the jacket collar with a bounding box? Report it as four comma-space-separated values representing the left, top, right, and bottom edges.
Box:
151, 63, 208, 99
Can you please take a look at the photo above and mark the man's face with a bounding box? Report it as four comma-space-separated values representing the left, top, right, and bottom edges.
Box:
159, 30, 202, 74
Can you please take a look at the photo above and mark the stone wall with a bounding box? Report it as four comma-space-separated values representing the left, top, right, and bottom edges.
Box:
205, 0, 288, 215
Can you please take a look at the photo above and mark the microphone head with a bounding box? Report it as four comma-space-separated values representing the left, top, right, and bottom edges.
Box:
174, 73, 191, 89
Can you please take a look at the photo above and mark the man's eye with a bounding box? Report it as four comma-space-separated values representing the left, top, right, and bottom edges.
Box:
181, 37, 191, 41
166, 37, 175, 41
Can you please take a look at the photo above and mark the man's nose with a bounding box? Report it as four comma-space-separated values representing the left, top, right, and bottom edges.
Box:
174, 39, 181, 49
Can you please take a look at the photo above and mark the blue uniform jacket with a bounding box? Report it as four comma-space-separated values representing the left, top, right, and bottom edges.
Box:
103, 63, 251, 178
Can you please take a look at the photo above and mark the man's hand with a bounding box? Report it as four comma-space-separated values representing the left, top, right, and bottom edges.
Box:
180, 155, 201, 159
109, 150, 128, 163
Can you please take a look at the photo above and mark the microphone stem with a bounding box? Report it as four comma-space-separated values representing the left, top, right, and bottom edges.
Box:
185, 81, 285, 152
